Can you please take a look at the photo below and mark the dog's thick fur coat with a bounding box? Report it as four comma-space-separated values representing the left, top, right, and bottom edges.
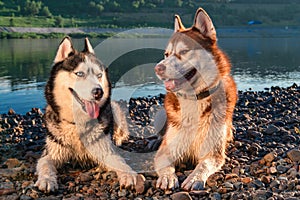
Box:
154, 8, 237, 190
35, 37, 137, 192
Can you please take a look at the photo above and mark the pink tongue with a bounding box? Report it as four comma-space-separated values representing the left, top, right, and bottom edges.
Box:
164, 80, 176, 90
84, 101, 100, 119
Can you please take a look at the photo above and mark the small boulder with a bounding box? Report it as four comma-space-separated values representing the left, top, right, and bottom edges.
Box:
287, 149, 300, 162
171, 191, 192, 200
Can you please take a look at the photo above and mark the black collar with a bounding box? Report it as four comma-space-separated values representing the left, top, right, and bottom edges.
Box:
176, 82, 220, 100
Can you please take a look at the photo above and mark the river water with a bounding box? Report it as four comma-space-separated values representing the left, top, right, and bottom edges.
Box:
0, 28, 299, 114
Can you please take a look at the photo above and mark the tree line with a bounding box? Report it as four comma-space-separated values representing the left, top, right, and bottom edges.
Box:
0, 0, 299, 27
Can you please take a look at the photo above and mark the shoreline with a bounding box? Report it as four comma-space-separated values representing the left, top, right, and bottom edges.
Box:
1, 26, 300, 39
0, 83, 299, 199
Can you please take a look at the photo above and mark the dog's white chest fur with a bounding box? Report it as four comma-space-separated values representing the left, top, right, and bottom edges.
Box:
178, 98, 201, 129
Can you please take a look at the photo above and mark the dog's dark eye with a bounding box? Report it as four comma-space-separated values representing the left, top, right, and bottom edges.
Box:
75, 71, 85, 77
179, 50, 189, 55
97, 73, 102, 78
164, 52, 169, 58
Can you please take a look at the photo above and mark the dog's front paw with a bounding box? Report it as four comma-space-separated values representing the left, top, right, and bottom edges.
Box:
156, 173, 179, 190
181, 173, 205, 191
118, 171, 138, 189
35, 176, 58, 193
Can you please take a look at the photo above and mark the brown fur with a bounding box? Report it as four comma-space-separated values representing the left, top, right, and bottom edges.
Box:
154, 8, 237, 191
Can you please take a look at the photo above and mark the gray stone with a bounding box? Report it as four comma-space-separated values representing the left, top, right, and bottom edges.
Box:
287, 149, 300, 162
170, 191, 192, 200
269, 180, 280, 188
276, 165, 288, 174
79, 172, 93, 182
209, 192, 221, 200
223, 182, 234, 189
265, 125, 280, 134
118, 189, 127, 197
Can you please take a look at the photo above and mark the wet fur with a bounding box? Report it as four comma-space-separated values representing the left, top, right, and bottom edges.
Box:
35, 37, 136, 193
154, 8, 237, 191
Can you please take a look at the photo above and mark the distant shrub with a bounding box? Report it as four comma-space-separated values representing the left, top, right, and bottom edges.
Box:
23, 0, 42, 16
54, 15, 63, 27
41, 6, 52, 17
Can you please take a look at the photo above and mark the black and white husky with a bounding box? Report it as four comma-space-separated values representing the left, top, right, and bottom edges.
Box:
35, 37, 138, 192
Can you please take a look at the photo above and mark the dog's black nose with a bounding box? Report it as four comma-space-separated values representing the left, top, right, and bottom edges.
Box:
92, 87, 103, 100
155, 63, 166, 75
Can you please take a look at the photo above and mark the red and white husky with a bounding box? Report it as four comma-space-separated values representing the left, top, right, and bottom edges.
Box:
154, 8, 237, 191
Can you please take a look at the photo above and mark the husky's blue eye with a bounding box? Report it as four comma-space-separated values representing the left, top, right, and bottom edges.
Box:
179, 50, 189, 55
75, 71, 85, 77
97, 73, 102, 78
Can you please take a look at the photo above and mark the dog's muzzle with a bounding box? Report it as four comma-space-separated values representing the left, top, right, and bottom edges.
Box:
155, 63, 197, 91
69, 87, 103, 119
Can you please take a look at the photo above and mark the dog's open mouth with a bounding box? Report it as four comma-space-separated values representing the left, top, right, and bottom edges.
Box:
163, 68, 197, 91
69, 88, 100, 119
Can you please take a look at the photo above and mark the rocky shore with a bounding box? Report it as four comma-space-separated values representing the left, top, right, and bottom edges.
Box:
0, 83, 299, 200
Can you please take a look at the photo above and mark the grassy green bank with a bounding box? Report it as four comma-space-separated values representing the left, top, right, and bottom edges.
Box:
0, 31, 114, 39
1, 0, 300, 39
1, 1, 300, 29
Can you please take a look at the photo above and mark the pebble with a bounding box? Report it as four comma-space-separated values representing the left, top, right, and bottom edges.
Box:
269, 180, 280, 188
0, 180, 16, 195
21, 181, 32, 189
252, 189, 270, 200
287, 149, 300, 162
253, 179, 265, 188
224, 173, 239, 180
233, 181, 243, 190
4, 158, 21, 169
265, 124, 280, 134
261, 176, 270, 185
269, 166, 277, 174
277, 165, 288, 174
209, 192, 222, 200
263, 152, 276, 163
79, 172, 93, 182
0, 83, 299, 199
118, 189, 127, 197
240, 177, 252, 184
170, 191, 192, 200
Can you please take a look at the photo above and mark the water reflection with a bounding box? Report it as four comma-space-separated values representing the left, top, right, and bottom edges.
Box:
0, 35, 299, 113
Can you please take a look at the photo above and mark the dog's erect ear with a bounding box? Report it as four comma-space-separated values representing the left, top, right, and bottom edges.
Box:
193, 8, 217, 40
83, 37, 95, 54
174, 15, 185, 32
54, 36, 74, 63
